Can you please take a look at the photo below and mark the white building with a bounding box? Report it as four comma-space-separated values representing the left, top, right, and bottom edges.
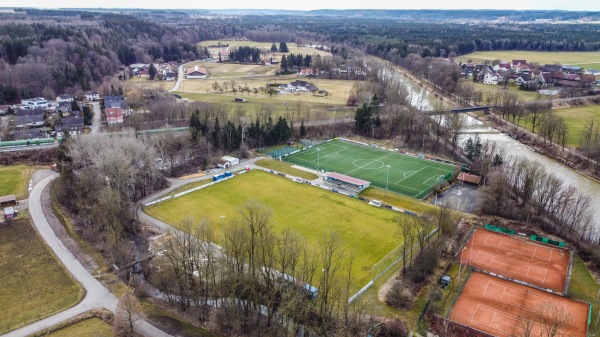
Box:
218, 156, 239, 168
85, 91, 100, 101
21, 97, 48, 110
483, 73, 499, 85
56, 94, 74, 103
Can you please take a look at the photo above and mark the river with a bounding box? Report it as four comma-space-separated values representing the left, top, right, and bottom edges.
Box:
390, 67, 600, 230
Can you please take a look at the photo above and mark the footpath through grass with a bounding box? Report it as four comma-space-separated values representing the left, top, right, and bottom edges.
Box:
0, 165, 36, 199
146, 170, 406, 289
0, 213, 82, 334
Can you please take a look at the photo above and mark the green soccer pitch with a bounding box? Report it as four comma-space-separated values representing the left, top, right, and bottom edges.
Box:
145, 170, 407, 290
284, 139, 457, 198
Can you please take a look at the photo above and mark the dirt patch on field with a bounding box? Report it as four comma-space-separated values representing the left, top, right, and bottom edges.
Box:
178, 172, 206, 179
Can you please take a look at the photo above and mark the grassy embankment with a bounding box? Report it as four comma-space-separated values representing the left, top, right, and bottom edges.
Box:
0, 213, 82, 334
506, 105, 600, 147
44, 318, 112, 337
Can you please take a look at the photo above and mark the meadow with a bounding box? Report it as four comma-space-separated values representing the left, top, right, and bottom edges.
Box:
145, 170, 407, 288
0, 165, 36, 199
198, 40, 333, 57
0, 214, 82, 334
46, 318, 112, 337
455, 51, 600, 69
514, 105, 600, 147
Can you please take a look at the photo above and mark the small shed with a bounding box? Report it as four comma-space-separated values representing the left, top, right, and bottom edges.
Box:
218, 156, 239, 168
0, 195, 17, 208
457, 172, 482, 186
439, 275, 451, 289
4, 207, 15, 219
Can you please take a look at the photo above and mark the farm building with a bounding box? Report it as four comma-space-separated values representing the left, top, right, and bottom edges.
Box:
186, 66, 208, 79
457, 172, 482, 186
218, 156, 239, 168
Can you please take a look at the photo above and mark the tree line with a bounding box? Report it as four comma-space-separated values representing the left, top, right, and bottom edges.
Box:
484, 155, 597, 243
150, 202, 409, 337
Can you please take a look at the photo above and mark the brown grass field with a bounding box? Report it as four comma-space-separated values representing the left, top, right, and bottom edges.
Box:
457, 228, 570, 293
450, 272, 589, 337
46, 318, 112, 337
0, 213, 82, 334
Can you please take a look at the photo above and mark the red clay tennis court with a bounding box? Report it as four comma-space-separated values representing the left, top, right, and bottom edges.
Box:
456, 228, 570, 293
450, 272, 589, 337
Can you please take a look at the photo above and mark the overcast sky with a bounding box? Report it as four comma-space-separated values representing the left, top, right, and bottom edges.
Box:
6, 0, 600, 11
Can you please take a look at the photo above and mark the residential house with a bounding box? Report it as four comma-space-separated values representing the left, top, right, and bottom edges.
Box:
55, 102, 73, 115
297, 68, 321, 77
289, 80, 319, 92
461, 63, 476, 75
56, 94, 74, 103
512, 59, 527, 67
0, 105, 10, 115
515, 73, 533, 85
16, 108, 44, 117
13, 129, 42, 140
138, 68, 149, 78
85, 91, 100, 101
21, 97, 48, 110
15, 114, 45, 128
262, 58, 272, 66
55, 116, 84, 137
584, 68, 600, 77
513, 64, 531, 73
186, 66, 208, 79
483, 73, 499, 85
562, 65, 583, 74
542, 64, 563, 73
493, 62, 511, 71
104, 95, 129, 124
162, 70, 177, 81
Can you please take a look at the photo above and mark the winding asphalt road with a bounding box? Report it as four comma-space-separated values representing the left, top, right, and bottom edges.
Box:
2, 174, 171, 337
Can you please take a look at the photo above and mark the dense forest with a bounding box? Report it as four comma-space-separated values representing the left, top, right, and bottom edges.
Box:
0, 10, 220, 103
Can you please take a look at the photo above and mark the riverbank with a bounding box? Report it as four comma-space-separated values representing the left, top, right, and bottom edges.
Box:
470, 111, 600, 184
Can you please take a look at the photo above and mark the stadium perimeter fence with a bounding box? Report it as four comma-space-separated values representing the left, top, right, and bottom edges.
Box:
282, 155, 453, 199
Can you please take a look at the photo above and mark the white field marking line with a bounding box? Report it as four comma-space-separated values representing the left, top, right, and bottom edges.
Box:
469, 306, 512, 337
391, 183, 422, 192
344, 153, 394, 176
499, 233, 565, 254
469, 304, 481, 328
394, 166, 426, 184
474, 251, 547, 283
483, 234, 553, 262
484, 233, 491, 245
484, 281, 568, 313
421, 174, 445, 187
473, 305, 544, 337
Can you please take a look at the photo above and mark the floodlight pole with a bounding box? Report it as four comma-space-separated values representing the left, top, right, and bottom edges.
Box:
385, 165, 391, 190
317, 147, 321, 171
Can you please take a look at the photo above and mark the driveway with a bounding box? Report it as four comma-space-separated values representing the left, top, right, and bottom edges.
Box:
168, 64, 184, 92
434, 184, 484, 214
90, 101, 102, 134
